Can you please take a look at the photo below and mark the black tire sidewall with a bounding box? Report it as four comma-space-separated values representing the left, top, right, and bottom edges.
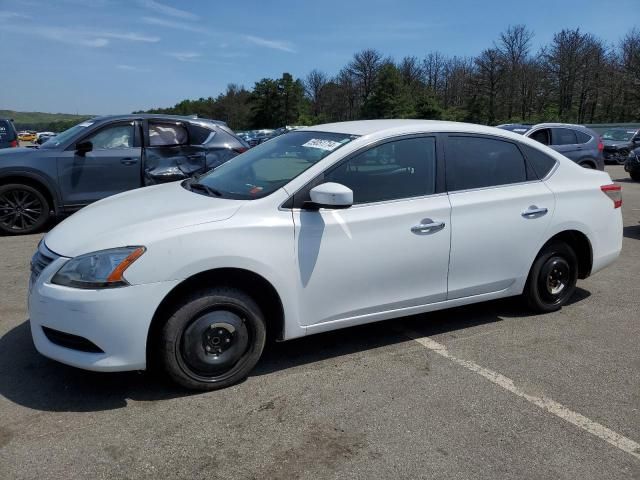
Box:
525, 242, 578, 313
159, 287, 266, 391
0, 183, 50, 235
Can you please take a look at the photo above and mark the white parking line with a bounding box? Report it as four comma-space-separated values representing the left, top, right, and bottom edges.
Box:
402, 329, 640, 461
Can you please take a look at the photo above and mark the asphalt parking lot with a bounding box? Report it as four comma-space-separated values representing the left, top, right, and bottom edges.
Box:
0, 165, 638, 479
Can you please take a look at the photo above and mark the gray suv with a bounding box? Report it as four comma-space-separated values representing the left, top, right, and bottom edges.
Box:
523, 123, 604, 170
0, 114, 249, 235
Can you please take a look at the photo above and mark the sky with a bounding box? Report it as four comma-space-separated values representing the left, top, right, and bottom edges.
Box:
0, 0, 638, 115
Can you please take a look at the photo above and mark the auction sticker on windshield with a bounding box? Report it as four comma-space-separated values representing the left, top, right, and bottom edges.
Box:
302, 138, 343, 151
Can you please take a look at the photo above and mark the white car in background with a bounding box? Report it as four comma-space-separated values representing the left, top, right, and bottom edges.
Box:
28, 120, 623, 390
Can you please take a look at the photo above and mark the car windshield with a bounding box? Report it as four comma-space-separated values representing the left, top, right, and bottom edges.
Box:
602, 129, 635, 141
40, 120, 96, 148
188, 131, 358, 199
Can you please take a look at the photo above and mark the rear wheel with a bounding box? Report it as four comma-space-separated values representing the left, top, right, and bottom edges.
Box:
524, 242, 578, 313
159, 287, 266, 391
0, 184, 50, 235
579, 161, 595, 169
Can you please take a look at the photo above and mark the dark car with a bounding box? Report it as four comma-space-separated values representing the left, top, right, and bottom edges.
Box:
495, 123, 534, 134
523, 123, 604, 170
0, 118, 19, 149
601, 128, 640, 165
625, 148, 640, 181
0, 114, 249, 235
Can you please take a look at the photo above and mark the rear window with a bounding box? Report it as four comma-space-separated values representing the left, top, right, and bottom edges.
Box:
521, 144, 557, 179
187, 124, 214, 144
0, 120, 16, 141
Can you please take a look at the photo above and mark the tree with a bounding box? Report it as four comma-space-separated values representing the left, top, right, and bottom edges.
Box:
347, 49, 385, 103
304, 69, 328, 118
362, 63, 414, 119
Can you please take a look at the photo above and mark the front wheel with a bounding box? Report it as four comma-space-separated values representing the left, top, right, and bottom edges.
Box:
159, 287, 266, 391
0, 184, 50, 235
523, 242, 578, 313
630, 171, 640, 182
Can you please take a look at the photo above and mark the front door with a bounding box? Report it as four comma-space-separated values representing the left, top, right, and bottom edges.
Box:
292, 136, 451, 327
57, 121, 142, 207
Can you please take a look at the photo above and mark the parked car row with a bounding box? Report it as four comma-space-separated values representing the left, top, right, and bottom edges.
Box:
236, 126, 303, 148
27, 119, 623, 391
0, 114, 249, 235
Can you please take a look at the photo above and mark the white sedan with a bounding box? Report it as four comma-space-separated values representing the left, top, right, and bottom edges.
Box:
28, 120, 623, 390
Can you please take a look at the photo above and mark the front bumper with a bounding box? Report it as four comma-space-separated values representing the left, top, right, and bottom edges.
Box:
28, 250, 180, 372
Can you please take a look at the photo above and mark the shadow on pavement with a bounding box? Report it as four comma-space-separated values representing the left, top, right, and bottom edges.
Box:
623, 225, 640, 240
0, 289, 590, 413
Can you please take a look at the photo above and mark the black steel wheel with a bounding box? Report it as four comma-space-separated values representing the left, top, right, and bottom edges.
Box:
524, 242, 578, 313
159, 287, 266, 391
0, 184, 50, 235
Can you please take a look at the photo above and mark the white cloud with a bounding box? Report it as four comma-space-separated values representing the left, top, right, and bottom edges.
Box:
166, 52, 201, 62
102, 32, 160, 43
142, 16, 207, 34
138, 0, 197, 21
117, 64, 150, 72
244, 35, 295, 53
0, 12, 30, 20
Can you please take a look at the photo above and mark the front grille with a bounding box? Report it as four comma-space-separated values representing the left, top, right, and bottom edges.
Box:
30, 242, 59, 282
42, 326, 104, 353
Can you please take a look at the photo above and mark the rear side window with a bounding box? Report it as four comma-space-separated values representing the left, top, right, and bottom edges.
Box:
325, 137, 436, 204
520, 144, 557, 179
529, 128, 550, 145
188, 124, 214, 144
575, 131, 592, 144
0, 120, 16, 142
149, 122, 188, 146
446, 136, 527, 191
552, 128, 578, 145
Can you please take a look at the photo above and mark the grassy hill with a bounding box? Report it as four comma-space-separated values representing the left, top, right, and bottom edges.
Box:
0, 110, 93, 132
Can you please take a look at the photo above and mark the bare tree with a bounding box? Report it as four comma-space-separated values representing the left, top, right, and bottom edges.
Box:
304, 69, 328, 116
497, 25, 534, 119
347, 49, 385, 102
475, 48, 502, 124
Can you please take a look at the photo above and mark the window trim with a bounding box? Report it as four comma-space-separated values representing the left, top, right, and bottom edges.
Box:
443, 133, 537, 194
282, 133, 445, 210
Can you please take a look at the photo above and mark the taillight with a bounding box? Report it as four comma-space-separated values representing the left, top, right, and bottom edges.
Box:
10, 140, 18, 148
601, 184, 622, 208
597, 137, 604, 152
233, 146, 248, 154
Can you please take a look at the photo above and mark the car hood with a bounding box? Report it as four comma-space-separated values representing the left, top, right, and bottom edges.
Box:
45, 181, 245, 257
602, 140, 632, 148
0, 146, 42, 159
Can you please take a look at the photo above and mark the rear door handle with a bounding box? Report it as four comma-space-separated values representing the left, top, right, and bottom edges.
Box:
120, 157, 137, 165
521, 206, 548, 218
411, 220, 446, 234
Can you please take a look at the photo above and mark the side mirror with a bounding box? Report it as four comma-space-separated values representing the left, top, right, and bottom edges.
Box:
75, 140, 93, 155
304, 182, 353, 210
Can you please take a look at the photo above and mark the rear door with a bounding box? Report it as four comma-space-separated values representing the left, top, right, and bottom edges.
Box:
142, 120, 209, 185
445, 134, 555, 299
57, 121, 142, 207
550, 128, 580, 160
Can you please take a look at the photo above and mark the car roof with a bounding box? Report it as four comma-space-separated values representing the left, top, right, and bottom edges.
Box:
529, 122, 591, 130
89, 114, 227, 128
298, 119, 520, 137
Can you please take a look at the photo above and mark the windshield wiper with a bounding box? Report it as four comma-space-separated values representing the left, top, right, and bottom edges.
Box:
189, 181, 222, 197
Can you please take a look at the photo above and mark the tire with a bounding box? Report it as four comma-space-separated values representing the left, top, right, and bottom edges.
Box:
630, 171, 640, 182
158, 287, 266, 391
523, 242, 578, 313
0, 183, 50, 235
579, 162, 595, 169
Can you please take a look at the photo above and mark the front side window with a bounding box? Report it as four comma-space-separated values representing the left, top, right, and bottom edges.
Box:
552, 128, 578, 146
85, 123, 134, 150
191, 131, 357, 199
324, 137, 436, 204
149, 123, 188, 146
446, 136, 527, 191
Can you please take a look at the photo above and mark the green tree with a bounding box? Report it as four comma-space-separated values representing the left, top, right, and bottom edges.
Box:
362, 64, 414, 119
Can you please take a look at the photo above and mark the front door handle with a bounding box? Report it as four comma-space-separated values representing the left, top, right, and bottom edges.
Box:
521, 206, 548, 218
120, 157, 137, 165
411, 219, 446, 234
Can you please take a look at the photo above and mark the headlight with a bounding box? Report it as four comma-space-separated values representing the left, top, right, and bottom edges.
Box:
51, 246, 145, 289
